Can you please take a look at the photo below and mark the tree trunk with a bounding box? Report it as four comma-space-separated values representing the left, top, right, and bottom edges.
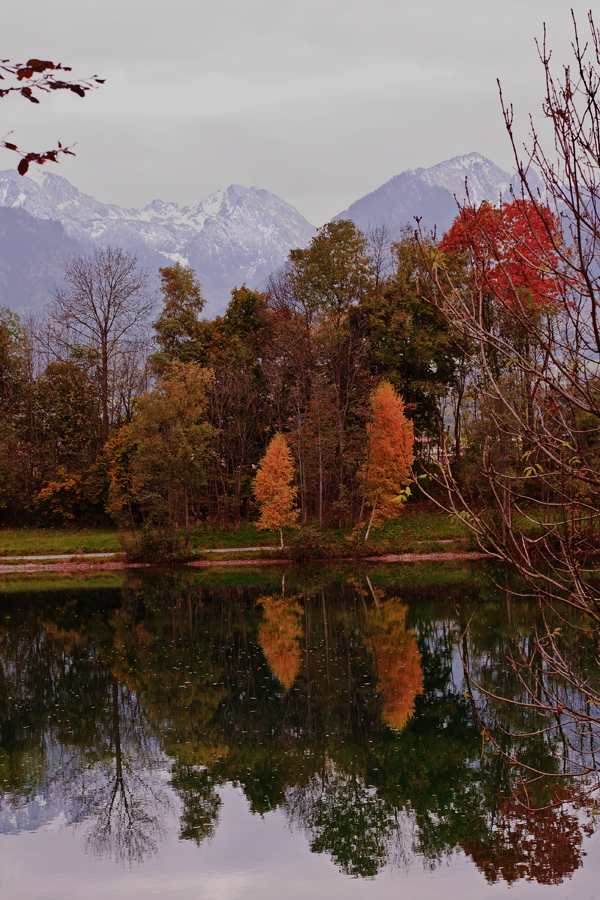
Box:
364, 503, 377, 542
101, 340, 110, 442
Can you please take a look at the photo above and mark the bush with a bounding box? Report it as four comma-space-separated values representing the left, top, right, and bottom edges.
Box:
120, 524, 191, 563
288, 526, 341, 562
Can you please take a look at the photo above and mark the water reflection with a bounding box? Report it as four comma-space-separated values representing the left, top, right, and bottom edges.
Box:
257, 593, 303, 691
0, 592, 170, 864
0, 567, 598, 888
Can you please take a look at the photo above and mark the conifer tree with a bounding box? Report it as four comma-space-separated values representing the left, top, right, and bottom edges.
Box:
253, 433, 298, 548
360, 380, 414, 542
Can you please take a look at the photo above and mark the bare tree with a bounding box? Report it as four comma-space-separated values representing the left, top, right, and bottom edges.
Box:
418, 12, 600, 790
49, 248, 155, 440
423, 12, 600, 624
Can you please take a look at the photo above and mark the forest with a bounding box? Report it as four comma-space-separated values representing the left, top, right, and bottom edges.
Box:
2, 16, 600, 591
0, 212, 518, 543
0, 192, 587, 559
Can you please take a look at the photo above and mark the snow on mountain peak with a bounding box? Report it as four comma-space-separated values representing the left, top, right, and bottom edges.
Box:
334, 152, 528, 236
0, 169, 316, 316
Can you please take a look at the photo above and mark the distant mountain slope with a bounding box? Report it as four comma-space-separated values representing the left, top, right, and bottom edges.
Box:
0, 207, 87, 315
334, 152, 530, 236
0, 170, 316, 317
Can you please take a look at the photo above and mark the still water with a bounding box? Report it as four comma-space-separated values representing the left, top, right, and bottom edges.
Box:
0, 563, 599, 899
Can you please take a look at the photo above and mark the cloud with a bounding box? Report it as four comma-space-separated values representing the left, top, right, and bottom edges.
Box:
2, 0, 595, 222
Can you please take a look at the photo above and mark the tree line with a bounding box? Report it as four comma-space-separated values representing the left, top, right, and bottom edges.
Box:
0, 219, 464, 539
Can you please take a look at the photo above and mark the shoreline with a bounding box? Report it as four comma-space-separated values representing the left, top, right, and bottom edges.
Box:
0, 550, 490, 574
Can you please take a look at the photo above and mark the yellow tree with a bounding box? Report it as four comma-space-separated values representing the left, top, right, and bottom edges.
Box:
253, 433, 299, 548
368, 597, 424, 731
257, 595, 304, 691
106, 362, 214, 549
360, 380, 414, 541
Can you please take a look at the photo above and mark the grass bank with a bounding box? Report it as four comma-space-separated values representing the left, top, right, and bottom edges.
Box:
0, 505, 476, 560
0, 527, 122, 557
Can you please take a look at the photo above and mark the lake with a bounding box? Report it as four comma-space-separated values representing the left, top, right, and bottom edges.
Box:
0, 562, 598, 899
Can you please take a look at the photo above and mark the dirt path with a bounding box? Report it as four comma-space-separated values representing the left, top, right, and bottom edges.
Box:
0, 553, 118, 561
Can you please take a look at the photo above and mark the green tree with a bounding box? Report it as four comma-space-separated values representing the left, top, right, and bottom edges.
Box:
365, 230, 465, 446
266, 221, 375, 526
108, 363, 214, 549
0, 309, 37, 518
205, 287, 272, 527
152, 263, 207, 374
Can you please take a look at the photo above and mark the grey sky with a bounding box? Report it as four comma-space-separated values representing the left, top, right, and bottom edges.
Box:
2, 0, 592, 224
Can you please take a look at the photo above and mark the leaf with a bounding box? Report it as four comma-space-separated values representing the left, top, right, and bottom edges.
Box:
25, 59, 55, 72
17, 158, 29, 176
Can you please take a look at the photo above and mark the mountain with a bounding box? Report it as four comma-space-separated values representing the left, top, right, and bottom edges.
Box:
0, 153, 542, 319
334, 152, 537, 236
0, 170, 316, 317
0, 207, 85, 315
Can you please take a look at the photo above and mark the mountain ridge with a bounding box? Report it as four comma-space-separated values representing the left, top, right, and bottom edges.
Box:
0, 170, 316, 316
0, 153, 534, 317
333, 151, 532, 235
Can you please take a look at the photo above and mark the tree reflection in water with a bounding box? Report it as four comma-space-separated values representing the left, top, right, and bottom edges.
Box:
0, 569, 597, 885
285, 763, 404, 878
0, 592, 170, 865
461, 789, 590, 885
71, 677, 172, 865
257, 593, 303, 691
364, 583, 424, 731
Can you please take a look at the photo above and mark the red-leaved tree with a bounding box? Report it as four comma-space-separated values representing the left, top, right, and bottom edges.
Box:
439, 199, 565, 314
1, 58, 104, 173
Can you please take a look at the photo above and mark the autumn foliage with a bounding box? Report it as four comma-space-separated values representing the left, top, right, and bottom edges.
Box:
360, 381, 414, 539
439, 199, 565, 312
253, 433, 299, 546
0, 58, 104, 174
258, 594, 304, 691
461, 789, 588, 886
368, 598, 424, 731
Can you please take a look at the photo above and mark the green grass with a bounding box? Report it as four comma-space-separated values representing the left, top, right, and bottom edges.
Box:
187, 505, 476, 558
0, 528, 122, 556
355, 505, 475, 553
0, 505, 476, 560
189, 523, 278, 550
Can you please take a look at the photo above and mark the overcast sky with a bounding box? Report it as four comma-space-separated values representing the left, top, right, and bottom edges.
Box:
1, 0, 594, 224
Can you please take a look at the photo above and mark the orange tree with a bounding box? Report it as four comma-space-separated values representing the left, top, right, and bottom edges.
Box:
359, 380, 414, 542
253, 433, 299, 548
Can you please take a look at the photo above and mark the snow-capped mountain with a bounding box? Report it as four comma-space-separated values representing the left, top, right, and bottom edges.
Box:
0, 153, 543, 318
334, 152, 539, 236
0, 170, 316, 316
